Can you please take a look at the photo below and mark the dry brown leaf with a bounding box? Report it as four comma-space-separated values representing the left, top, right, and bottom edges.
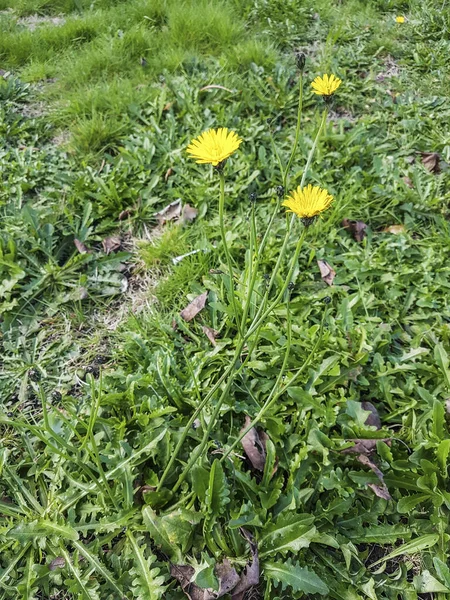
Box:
74, 239, 89, 254
231, 530, 259, 600
102, 235, 121, 254
368, 482, 392, 500
342, 218, 367, 242
163, 102, 174, 111
199, 84, 235, 93
202, 326, 219, 346
182, 204, 198, 224
357, 454, 392, 500
383, 224, 406, 234
240, 416, 266, 471
361, 401, 382, 429
180, 292, 208, 322
170, 565, 215, 600
49, 557, 66, 571
118, 208, 132, 220
403, 176, 414, 188
155, 199, 182, 225
216, 559, 240, 597
421, 151, 440, 174
164, 167, 174, 182
317, 259, 336, 286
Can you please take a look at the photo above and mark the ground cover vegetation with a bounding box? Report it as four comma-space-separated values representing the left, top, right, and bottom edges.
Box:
1, 0, 450, 598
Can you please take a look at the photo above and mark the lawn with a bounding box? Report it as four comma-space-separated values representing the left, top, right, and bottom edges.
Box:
1, 0, 450, 598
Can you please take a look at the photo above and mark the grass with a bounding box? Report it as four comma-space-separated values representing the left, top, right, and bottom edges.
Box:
1, 0, 450, 598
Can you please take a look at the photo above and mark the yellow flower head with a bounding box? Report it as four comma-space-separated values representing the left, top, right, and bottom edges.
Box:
395, 15, 405, 23
186, 127, 242, 166
311, 74, 342, 96
282, 184, 333, 220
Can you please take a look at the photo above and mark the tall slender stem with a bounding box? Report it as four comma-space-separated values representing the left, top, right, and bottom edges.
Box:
219, 172, 242, 336
220, 310, 327, 462
284, 74, 304, 189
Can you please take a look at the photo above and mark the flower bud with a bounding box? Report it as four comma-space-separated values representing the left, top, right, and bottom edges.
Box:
276, 185, 285, 198
294, 50, 306, 71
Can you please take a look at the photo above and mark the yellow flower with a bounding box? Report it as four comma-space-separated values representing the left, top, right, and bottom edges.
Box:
311, 74, 342, 96
186, 127, 242, 166
395, 16, 405, 23
282, 184, 333, 219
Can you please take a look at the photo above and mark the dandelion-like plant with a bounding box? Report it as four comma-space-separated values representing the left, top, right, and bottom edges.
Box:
159, 57, 343, 495
311, 74, 342, 96
186, 127, 242, 166
282, 184, 333, 223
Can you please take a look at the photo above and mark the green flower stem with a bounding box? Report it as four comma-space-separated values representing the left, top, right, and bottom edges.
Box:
265, 106, 328, 301
247, 226, 306, 338
220, 310, 327, 462
284, 72, 304, 189
171, 292, 270, 493
219, 172, 242, 336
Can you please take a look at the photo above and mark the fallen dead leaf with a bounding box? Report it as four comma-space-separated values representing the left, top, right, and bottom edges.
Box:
317, 259, 336, 286
102, 236, 121, 254
163, 102, 174, 111
368, 482, 392, 500
403, 176, 414, 188
155, 199, 182, 225
216, 559, 240, 597
383, 224, 406, 234
342, 438, 391, 455
231, 530, 259, 600
357, 454, 392, 500
164, 167, 174, 182
342, 218, 367, 242
182, 204, 198, 224
199, 84, 235, 94
362, 401, 382, 429
74, 239, 89, 254
421, 151, 440, 174
170, 564, 215, 600
240, 416, 269, 471
180, 292, 208, 322
202, 326, 219, 346
119, 208, 133, 220
49, 557, 66, 571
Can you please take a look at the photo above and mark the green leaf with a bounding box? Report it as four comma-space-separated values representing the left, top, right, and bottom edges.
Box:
433, 557, 450, 588
205, 459, 230, 518
142, 507, 201, 561
6, 520, 79, 543
371, 534, 440, 566
264, 558, 329, 595
437, 439, 450, 476
397, 494, 431, 514
127, 531, 166, 599
259, 513, 316, 557
414, 570, 450, 593
435, 343, 450, 388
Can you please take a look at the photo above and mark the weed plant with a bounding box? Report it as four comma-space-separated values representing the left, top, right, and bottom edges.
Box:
1, 0, 450, 598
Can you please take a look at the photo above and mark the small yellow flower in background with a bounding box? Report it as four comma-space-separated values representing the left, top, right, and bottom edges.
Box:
395, 16, 405, 23
311, 74, 342, 96
187, 127, 242, 166
283, 184, 333, 220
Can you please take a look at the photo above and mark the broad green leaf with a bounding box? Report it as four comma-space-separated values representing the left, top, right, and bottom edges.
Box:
397, 494, 430, 514
205, 459, 230, 518
264, 558, 329, 595
127, 532, 166, 599
371, 534, 439, 566
414, 570, 450, 593
433, 557, 450, 588
259, 513, 316, 557
142, 507, 201, 561
435, 343, 450, 388
437, 439, 450, 476
6, 520, 78, 543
